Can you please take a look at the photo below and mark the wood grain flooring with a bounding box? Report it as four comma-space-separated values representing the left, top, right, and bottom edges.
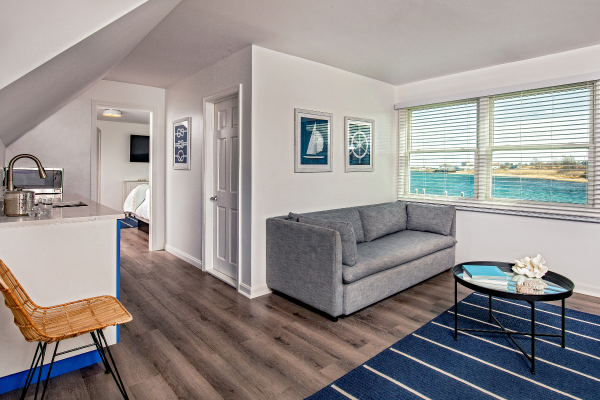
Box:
2, 228, 600, 399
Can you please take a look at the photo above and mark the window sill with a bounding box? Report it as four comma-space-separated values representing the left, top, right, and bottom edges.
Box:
398, 194, 600, 223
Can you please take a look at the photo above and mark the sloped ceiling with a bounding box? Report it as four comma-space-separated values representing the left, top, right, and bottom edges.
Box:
0, 0, 180, 147
0, 0, 149, 91
106, 0, 600, 89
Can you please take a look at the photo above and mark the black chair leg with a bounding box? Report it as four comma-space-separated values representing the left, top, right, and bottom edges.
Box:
94, 329, 129, 400
90, 332, 112, 374
32, 343, 47, 400
20, 343, 43, 400
40, 342, 60, 400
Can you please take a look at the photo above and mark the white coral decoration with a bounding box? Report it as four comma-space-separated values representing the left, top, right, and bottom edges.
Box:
512, 254, 548, 278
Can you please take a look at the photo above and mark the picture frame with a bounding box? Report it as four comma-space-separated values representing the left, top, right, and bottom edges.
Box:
345, 116, 374, 172
173, 117, 191, 170
294, 108, 333, 173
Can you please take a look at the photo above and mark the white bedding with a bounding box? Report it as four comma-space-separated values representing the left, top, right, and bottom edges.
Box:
123, 186, 150, 222
136, 189, 150, 221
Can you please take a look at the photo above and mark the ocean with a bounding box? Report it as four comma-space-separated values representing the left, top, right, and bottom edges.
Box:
409, 172, 587, 204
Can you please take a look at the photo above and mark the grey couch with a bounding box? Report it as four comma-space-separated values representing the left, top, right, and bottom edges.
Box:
266, 201, 457, 319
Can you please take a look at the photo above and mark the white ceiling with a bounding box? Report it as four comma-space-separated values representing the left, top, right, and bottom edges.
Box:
105, 0, 600, 88
97, 108, 150, 124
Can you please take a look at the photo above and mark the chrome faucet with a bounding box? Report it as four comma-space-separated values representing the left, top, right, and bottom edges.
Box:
6, 154, 47, 191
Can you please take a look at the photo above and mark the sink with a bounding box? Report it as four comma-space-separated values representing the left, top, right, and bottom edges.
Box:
52, 201, 88, 208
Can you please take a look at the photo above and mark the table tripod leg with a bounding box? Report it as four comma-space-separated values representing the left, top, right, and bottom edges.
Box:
454, 279, 458, 341
531, 301, 536, 374
562, 298, 566, 348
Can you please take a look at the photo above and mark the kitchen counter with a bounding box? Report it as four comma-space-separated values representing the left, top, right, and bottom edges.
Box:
0, 194, 123, 393
0, 194, 123, 228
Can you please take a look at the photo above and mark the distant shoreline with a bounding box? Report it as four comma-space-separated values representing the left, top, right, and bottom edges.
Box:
492, 173, 586, 183
414, 170, 587, 183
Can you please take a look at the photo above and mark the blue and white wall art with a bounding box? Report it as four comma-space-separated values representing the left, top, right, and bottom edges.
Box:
345, 116, 374, 172
173, 117, 191, 170
294, 109, 333, 173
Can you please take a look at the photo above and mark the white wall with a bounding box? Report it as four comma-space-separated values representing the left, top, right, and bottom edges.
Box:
396, 44, 600, 297
6, 80, 164, 198
98, 120, 150, 211
165, 46, 252, 274
251, 47, 396, 294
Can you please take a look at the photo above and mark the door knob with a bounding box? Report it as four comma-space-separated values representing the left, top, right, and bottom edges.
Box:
210, 196, 218, 201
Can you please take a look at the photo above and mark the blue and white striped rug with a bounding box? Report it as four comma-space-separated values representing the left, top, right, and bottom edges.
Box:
120, 216, 138, 229
308, 292, 600, 399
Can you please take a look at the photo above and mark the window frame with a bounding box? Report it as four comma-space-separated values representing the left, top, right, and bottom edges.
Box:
398, 81, 600, 222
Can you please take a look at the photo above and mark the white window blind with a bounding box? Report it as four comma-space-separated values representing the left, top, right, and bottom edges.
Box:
407, 101, 477, 198
398, 81, 600, 221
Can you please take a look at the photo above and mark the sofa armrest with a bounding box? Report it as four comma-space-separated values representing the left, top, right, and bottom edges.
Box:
266, 218, 343, 317
449, 207, 457, 238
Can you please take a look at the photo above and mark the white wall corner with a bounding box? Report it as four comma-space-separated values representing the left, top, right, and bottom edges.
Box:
165, 244, 202, 269
238, 282, 271, 299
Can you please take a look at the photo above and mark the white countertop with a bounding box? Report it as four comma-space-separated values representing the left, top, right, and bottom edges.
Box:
0, 194, 124, 228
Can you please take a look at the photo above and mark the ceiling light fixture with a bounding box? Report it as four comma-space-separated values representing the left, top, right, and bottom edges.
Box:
103, 109, 122, 117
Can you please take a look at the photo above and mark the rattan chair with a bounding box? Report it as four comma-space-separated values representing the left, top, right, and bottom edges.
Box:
0, 259, 132, 400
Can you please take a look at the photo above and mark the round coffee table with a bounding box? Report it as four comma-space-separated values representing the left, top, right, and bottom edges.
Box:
453, 261, 574, 374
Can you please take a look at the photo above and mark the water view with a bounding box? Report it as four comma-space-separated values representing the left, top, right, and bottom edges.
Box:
409, 171, 587, 204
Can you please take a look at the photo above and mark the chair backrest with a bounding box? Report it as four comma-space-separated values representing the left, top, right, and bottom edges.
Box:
0, 259, 45, 342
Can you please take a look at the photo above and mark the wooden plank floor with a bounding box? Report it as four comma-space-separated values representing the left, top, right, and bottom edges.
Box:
3, 228, 600, 399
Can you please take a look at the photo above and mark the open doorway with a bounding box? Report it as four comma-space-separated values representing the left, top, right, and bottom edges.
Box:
96, 106, 151, 233
92, 104, 154, 250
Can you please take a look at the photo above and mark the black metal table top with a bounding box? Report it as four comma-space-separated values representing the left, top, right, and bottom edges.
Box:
453, 261, 574, 302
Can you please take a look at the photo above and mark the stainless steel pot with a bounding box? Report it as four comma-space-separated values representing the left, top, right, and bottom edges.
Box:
4, 188, 35, 216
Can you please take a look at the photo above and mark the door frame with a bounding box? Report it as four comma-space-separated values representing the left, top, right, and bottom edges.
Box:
202, 85, 242, 289
91, 100, 165, 251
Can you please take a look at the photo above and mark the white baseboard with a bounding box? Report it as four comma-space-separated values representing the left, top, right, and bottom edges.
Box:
573, 281, 600, 298
164, 244, 202, 269
238, 282, 271, 299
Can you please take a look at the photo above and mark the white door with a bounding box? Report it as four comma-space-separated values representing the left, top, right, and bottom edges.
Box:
212, 96, 239, 281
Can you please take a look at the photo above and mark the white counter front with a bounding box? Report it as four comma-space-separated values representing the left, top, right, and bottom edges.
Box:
0, 195, 123, 394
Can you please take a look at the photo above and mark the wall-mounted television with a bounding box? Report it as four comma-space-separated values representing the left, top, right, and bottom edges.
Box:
130, 135, 150, 163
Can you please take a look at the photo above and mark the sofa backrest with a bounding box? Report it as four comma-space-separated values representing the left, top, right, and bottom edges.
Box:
406, 203, 456, 236
290, 207, 365, 243
280, 200, 457, 243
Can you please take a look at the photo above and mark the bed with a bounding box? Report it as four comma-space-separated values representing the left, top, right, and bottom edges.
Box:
123, 184, 150, 233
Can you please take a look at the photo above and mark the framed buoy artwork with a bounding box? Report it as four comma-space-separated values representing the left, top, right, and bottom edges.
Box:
344, 116, 374, 172
173, 117, 191, 170
294, 109, 333, 173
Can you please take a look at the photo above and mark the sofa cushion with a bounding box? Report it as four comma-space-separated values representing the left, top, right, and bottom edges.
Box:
357, 201, 407, 242
342, 230, 457, 283
407, 203, 455, 236
289, 208, 365, 243
298, 216, 358, 266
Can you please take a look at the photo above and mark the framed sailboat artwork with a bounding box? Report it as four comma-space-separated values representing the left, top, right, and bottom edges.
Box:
344, 116, 374, 172
294, 109, 333, 173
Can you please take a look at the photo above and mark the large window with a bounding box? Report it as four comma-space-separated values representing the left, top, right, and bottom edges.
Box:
408, 101, 477, 197
398, 81, 599, 219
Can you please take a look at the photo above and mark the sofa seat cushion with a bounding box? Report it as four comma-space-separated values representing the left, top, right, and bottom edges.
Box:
342, 230, 457, 283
